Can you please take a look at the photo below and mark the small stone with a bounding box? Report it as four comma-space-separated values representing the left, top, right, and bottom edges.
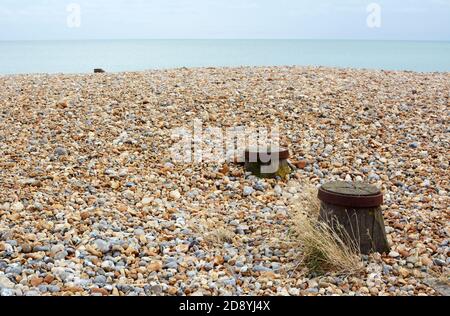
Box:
94, 275, 107, 286
398, 267, 410, 278
169, 190, 181, 200
243, 186, 255, 196
0, 288, 15, 296
420, 257, 433, 266
30, 277, 44, 287
141, 197, 152, 206
149, 285, 163, 295
289, 288, 300, 296
11, 202, 24, 212
433, 258, 446, 267
360, 287, 370, 294
308, 280, 319, 288
54, 251, 68, 260
0, 275, 15, 289
44, 275, 55, 284
33, 245, 50, 252
19, 178, 41, 187
134, 228, 145, 236
148, 261, 163, 272
91, 288, 109, 296
50, 244, 65, 256
54, 147, 68, 156
219, 164, 230, 175
167, 286, 178, 295
274, 185, 282, 195
47, 285, 60, 293
93, 239, 110, 254
176, 244, 190, 253
254, 265, 272, 273
101, 260, 115, 270
80, 211, 90, 220
21, 244, 33, 254
164, 261, 178, 270
293, 160, 307, 169
306, 288, 319, 294
369, 287, 379, 295
389, 251, 400, 258
110, 181, 120, 189
323, 144, 333, 155
406, 256, 418, 264
187, 189, 200, 198
253, 182, 265, 192
56, 100, 68, 108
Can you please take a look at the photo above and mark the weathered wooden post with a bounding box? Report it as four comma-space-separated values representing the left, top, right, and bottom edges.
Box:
318, 181, 390, 254
244, 147, 292, 179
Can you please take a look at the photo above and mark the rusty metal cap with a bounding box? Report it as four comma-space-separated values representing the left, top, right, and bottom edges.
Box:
244, 147, 290, 161
318, 181, 383, 208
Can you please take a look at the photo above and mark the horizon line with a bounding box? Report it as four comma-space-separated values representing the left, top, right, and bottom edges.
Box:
1, 38, 450, 43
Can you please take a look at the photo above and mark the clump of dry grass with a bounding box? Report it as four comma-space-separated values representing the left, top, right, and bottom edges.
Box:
290, 182, 363, 276
204, 227, 235, 245
193, 217, 236, 246
428, 269, 450, 285
293, 213, 363, 275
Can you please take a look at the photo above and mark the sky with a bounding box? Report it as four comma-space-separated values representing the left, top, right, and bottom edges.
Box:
0, 0, 449, 41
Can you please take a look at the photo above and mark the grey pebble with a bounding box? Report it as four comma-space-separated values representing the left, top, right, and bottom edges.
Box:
243, 186, 255, 196
1, 288, 15, 296
94, 275, 107, 286
54, 147, 68, 156
433, 258, 446, 267
253, 182, 265, 192
93, 239, 110, 253
253, 265, 273, 272
47, 285, 60, 293
164, 261, 178, 270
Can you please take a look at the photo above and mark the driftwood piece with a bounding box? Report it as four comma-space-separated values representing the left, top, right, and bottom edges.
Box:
318, 181, 390, 255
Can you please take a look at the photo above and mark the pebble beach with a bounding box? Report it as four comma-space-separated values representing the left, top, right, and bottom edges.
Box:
0, 66, 448, 296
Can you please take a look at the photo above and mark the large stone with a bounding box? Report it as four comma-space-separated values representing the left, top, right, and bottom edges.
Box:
0, 275, 15, 289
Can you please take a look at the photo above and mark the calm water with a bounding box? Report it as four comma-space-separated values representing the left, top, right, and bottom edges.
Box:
0, 39, 449, 75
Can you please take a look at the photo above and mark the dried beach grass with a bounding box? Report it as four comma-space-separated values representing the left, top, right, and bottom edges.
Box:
204, 227, 235, 245
291, 182, 363, 276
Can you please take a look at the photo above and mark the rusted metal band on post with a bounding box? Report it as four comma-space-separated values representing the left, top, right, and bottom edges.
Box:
244, 147, 290, 162
318, 187, 383, 208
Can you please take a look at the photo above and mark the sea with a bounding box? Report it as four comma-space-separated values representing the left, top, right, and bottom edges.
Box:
1, 39, 449, 75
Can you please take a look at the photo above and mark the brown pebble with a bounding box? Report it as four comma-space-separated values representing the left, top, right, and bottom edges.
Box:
117, 204, 128, 212
167, 286, 178, 295
147, 261, 163, 272
21, 244, 33, 253
30, 277, 44, 287
62, 286, 84, 293
293, 160, 308, 169
91, 288, 109, 296
44, 275, 55, 284
80, 211, 90, 220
